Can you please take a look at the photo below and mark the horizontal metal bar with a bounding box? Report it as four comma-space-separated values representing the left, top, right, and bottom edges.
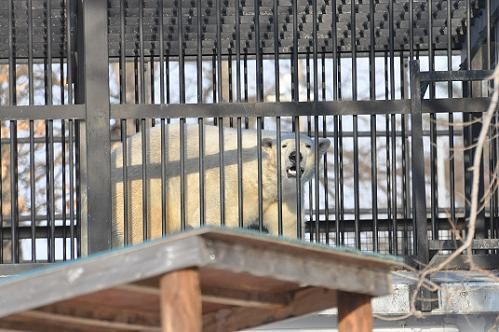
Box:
111, 100, 409, 118
0, 105, 85, 120
429, 239, 499, 251
419, 70, 494, 83
0, 226, 73, 240
110, 98, 491, 119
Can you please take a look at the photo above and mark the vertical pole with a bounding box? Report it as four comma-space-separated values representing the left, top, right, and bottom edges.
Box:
76, 0, 112, 254
409, 60, 428, 266
337, 291, 372, 332
410, 60, 434, 312
160, 268, 202, 332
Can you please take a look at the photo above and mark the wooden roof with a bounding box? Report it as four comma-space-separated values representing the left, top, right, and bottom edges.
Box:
0, 227, 400, 331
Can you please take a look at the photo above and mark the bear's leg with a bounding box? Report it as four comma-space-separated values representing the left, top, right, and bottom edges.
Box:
263, 193, 302, 238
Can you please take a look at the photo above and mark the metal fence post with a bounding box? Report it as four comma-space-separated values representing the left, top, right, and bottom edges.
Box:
410, 60, 434, 312
409, 60, 429, 266
75, 0, 112, 254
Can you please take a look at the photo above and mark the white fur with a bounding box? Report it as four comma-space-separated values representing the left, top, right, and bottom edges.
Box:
111, 124, 330, 246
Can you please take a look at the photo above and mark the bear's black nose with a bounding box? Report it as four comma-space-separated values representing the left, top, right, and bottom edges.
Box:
289, 151, 303, 163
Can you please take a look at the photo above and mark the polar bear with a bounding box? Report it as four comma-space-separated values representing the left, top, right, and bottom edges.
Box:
111, 123, 330, 246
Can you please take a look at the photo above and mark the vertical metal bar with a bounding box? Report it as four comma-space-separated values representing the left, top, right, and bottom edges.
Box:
257, 115, 264, 230
400, 54, 410, 255
45, 0, 56, 262
61, 59, 68, 260
159, 0, 164, 105
294, 117, 302, 239
235, 0, 241, 103
139, 0, 145, 104
428, 0, 438, 242
292, 0, 302, 238
447, 0, 455, 229
306, 54, 313, 239
67, 0, 75, 255
139, 0, 149, 240
216, 0, 225, 226
160, 119, 168, 233
150, 55, 155, 107
66, 0, 73, 105
159, 0, 166, 234
254, 0, 263, 103
178, 0, 186, 230
321, 53, 329, 243
390, 112, 398, 253
291, 0, 299, 102
119, 0, 129, 245
8, 0, 19, 263
180, 118, 186, 230
219, 119, 225, 226
141, 119, 148, 240
331, 0, 341, 245
197, 0, 205, 227
28, 0, 37, 261
312, 0, 321, 238
254, 0, 264, 229
216, 0, 223, 103
69, 120, 75, 258
369, 0, 378, 251
410, 60, 428, 266
351, 0, 359, 248
76, 0, 112, 253
383, 52, 392, 253
273, 0, 282, 234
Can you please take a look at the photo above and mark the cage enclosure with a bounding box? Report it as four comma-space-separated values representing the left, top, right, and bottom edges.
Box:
0, 0, 497, 274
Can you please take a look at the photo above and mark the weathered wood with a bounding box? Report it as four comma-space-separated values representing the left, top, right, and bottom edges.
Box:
203, 238, 393, 296
0, 229, 396, 331
117, 283, 291, 308
338, 291, 373, 332
0, 229, 396, 319
37, 301, 161, 327
6, 311, 160, 331
160, 268, 202, 332
203, 288, 337, 332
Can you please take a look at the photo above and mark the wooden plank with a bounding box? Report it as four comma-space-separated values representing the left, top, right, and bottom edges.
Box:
200, 268, 300, 294
117, 282, 292, 308
160, 269, 202, 332
202, 287, 291, 308
3, 311, 160, 332
203, 238, 393, 296
338, 291, 373, 332
37, 301, 160, 327
203, 287, 337, 332
0, 229, 396, 319
74, 288, 160, 312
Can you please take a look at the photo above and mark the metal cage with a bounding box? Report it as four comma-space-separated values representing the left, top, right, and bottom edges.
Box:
0, 0, 497, 269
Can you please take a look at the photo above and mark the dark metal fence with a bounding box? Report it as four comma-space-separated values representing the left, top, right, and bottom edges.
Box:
0, 0, 497, 269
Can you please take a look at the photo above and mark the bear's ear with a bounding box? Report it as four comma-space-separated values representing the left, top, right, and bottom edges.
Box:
262, 137, 273, 149
318, 138, 331, 155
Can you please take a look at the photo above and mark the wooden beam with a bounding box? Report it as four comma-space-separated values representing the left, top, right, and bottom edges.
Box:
160, 268, 202, 332
8, 311, 160, 331
202, 287, 290, 308
337, 291, 373, 332
117, 284, 291, 308
203, 287, 337, 332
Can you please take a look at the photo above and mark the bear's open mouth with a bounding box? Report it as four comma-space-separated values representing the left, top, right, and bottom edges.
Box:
286, 165, 305, 178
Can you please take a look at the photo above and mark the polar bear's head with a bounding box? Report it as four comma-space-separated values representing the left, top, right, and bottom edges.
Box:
262, 135, 331, 187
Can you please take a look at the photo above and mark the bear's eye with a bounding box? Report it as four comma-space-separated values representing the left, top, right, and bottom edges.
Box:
282, 144, 287, 148
305, 144, 311, 149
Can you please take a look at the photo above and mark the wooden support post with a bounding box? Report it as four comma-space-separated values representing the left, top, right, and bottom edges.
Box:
160, 268, 202, 332
337, 291, 373, 332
